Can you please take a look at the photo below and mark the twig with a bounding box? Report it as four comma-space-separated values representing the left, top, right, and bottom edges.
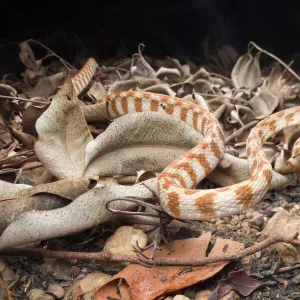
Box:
1, 234, 298, 267
27, 39, 76, 71
278, 263, 300, 273
0, 150, 34, 163
249, 41, 300, 82
225, 120, 260, 144
210, 72, 232, 82
202, 93, 250, 104
0, 95, 49, 105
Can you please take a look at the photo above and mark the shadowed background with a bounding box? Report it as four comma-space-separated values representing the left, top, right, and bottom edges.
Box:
1, 0, 300, 73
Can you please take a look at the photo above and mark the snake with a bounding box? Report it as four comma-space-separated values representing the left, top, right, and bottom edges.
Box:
70, 57, 300, 220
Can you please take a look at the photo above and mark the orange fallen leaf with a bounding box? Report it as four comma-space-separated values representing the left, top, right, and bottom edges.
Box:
95, 232, 244, 300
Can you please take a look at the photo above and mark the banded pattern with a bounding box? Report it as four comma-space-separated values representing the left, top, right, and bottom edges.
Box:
71, 58, 98, 95
72, 58, 300, 220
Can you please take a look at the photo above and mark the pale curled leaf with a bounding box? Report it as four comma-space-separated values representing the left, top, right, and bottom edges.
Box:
84, 112, 202, 177
0, 181, 155, 250
134, 54, 156, 78
143, 84, 176, 97
35, 79, 93, 179
102, 226, 147, 271
0, 179, 30, 199
249, 88, 279, 119
10, 127, 37, 150
25, 72, 65, 98
156, 67, 181, 79
208, 153, 289, 189
0, 177, 97, 232
231, 52, 252, 89
241, 52, 261, 88
19, 41, 37, 71
87, 82, 108, 101
108, 79, 160, 94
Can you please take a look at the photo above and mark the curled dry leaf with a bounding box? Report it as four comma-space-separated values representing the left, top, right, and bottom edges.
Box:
19, 41, 37, 71
0, 177, 96, 232
143, 84, 176, 97
249, 88, 279, 119
209, 270, 261, 299
10, 127, 37, 150
87, 81, 107, 101
156, 67, 181, 79
25, 72, 65, 98
0, 180, 155, 250
133, 51, 156, 78
108, 78, 160, 94
95, 232, 244, 300
0, 179, 30, 199
64, 273, 112, 300
208, 153, 289, 190
101, 226, 147, 271
35, 79, 93, 179
231, 52, 252, 89
185, 67, 210, 84
84, 112, 202, 177
22, 102, 50, 136
241, 52, 261, 89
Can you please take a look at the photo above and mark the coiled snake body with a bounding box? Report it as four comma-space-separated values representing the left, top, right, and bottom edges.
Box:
71, 58, 300, 220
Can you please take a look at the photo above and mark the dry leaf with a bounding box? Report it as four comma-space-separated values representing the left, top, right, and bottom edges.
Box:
10, 127, 37, 150
156, 67, 181, 79
249, 88, 279, 119
101, 226, 147, 271
209, 270, 261, 299
95, 232, 244, 300
26, 72, 65, 98
0, 180, 155, 250
84, 112, 202, 177
241, 52, 261, 88
35, 79, 93, 179
19, 41, 37, 71
64, 273, 112, 300
108, 78, 160, 94
0, 177, 96, 232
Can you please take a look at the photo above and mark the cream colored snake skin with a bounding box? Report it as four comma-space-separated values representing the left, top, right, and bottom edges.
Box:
72, 58, 300, 220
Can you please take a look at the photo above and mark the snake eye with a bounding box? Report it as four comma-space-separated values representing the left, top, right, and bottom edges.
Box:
160, 103, 166, 110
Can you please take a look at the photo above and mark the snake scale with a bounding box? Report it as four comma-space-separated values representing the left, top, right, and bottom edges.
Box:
70, 57, 300, 220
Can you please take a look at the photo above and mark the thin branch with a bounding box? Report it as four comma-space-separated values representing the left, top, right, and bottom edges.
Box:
225, 120, 260, 144
27, 39, 76, 71
278, 263, 300, 273
0, 234, 298, 267
249, 41, 300, 82
0, 95, 49, 105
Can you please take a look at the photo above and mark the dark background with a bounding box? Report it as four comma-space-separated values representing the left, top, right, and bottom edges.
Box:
1, 0, 300, 73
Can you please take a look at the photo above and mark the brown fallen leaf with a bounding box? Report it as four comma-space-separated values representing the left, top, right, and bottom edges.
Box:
95, 232, 244, 300
208, 270, 261, 299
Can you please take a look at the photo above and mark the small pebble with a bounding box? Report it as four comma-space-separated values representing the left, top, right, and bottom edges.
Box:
246, 211, 253, 219
223, 217, 230, 224
230, 216, 239, 226
250, 214, 265, 228
215, 220, 224, 226
239, 214, 246, 221
241, 221, 251, 234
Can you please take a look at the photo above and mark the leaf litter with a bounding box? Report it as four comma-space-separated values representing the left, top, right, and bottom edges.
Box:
0, 39, 300, 299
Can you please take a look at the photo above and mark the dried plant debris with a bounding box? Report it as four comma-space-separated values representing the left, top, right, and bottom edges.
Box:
0, 39, 300, 299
